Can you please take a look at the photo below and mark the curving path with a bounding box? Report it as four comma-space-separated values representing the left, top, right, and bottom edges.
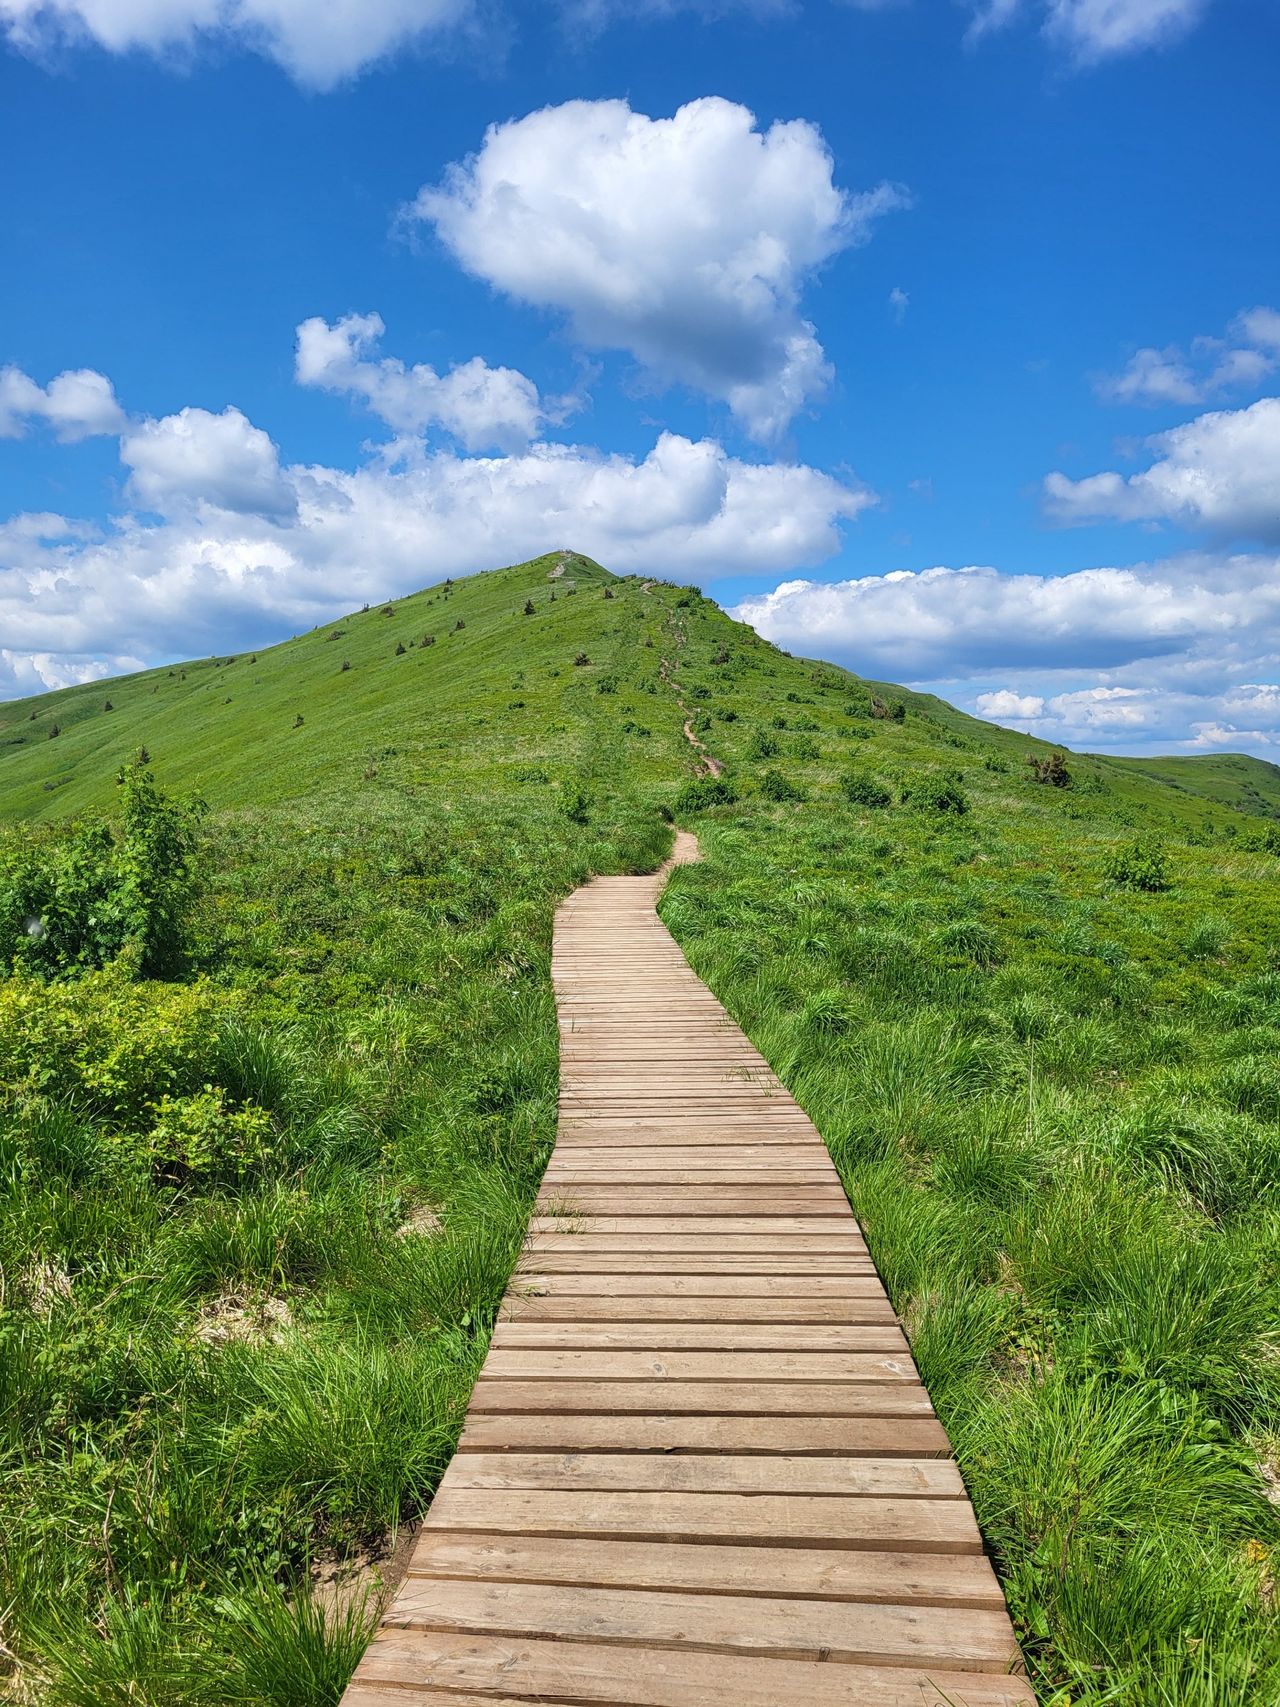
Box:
341, 833, 1033, 1706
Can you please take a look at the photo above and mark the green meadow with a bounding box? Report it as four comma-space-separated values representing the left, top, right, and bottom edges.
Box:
2, 553, 1279, 1704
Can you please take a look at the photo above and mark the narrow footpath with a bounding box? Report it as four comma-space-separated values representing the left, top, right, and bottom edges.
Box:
341, 832, 1033, 1706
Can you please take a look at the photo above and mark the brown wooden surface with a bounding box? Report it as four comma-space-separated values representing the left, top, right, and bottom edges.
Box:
340, 832, 1033, 1706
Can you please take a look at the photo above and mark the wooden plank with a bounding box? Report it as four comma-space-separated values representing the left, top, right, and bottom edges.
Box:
511, 1275, 888, 1296
426, 1485, 983, 1553
442, 1453, 962, 1498
528, 1220, 864, 1239
467, 1380, 937, 1416
408, 1531, 1004, 1607
456, 1415, 953, 1457
513, 1255, 887, 1274
477, 1350, 917, 1382
351, 1631, 1037, 1704
492, 1322, 910, 1350
501, 1296, 899, 1324
385, 1578, 1019, 1671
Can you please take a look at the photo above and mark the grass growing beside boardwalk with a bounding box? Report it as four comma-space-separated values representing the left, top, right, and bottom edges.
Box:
0, 556, 680, 1703
664, 786, 1280, 1703
3, 551, 1280, 1702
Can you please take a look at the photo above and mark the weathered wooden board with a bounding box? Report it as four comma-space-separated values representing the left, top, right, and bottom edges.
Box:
339, 832, 1028, 1707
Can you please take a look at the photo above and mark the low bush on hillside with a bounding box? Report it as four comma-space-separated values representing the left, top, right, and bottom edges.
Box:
900, 770, 970, 814
840, 771, 892, 808
746, 729, 779, 759
1105, 836, 1171, 892
758, 768, 806, 803
675, 775, 738, 813
0, 759, 205, 978
1027, 749, 1072, 787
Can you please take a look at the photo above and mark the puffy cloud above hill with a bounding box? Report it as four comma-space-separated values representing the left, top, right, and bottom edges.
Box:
0, 363, 125, 441
295, 313, 549, 451
733, 551, 1280, 751
0, 418, 871, 690
410, 97, 908, 441
121, 406, 297, 518
1045, 397, 1280, 542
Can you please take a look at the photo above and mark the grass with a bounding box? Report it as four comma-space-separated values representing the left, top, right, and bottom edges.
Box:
2, 551, 1280, 1702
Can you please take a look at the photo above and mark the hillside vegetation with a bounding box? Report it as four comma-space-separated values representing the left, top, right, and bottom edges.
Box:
2, 553, 1279, 1706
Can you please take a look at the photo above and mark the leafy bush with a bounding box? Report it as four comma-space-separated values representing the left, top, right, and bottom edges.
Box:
901, 771, 970, 815
140, 1087, 274, 1184
0, 760, 205, 978
1027, 750, 1072, 787
0, 971, 231, 1120
841, 771, 892, 809
747, 729, 779, 759
759, 768, 806, 803
675, 775, 738, 813
1105, 837, 1171, 893
562, 785, 591, 824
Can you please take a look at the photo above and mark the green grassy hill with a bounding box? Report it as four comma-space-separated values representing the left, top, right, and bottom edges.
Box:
3, 549, 1274, 834
3, 554, 1280, 1706
1107, 751, 1280, 819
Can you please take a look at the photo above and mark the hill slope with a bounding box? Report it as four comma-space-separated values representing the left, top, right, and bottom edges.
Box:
2, 549, 1275, 837
3, 556, 1280, 1707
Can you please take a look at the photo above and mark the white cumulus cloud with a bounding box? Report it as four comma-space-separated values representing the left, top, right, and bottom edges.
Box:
1095, 305, 1279, 406
409, 96, 909, 441
975, 689, 1046, 720
294, 312, 548, 451
0, 363, 125, 441
121, 405, 296, 518
0, 422, 871, 688
1045, 396, 1280, 541
0, 0, 469, 88
732, 550, 1280, 753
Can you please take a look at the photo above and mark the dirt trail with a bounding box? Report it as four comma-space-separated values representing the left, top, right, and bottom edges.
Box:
658, 647, 724, 779
681, 717, 723, 777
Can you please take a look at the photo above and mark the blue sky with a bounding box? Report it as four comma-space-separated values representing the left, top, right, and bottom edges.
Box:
2, 0, 1278, 753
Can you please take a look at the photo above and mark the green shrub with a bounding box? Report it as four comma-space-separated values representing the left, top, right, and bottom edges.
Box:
139, 1087, 274, 1184
675, 775, 738, 813
0, 760, 205, 978
1104, 837, 1171, 892
1027, 750, 1072, 787
747, 729, 779, 759
0, 972, 232, 1120
562, 785, 591, 824
901, 771, 970, 814
759, 768, 806, 803
841, 771, 892, 809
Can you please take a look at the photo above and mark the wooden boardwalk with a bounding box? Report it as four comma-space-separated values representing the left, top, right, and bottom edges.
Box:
342, 834, 1033, 1706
